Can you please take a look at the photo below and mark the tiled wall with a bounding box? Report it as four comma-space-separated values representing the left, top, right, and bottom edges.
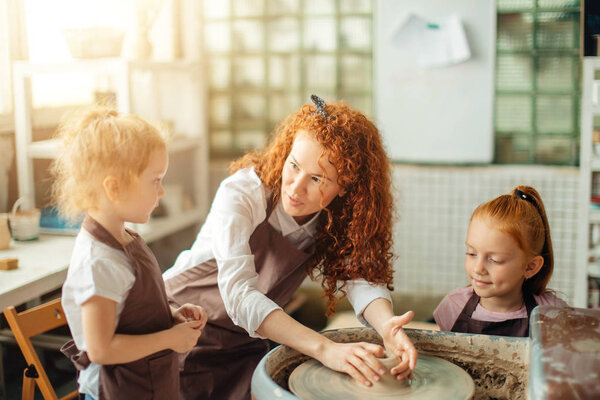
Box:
392, 165, 579, 305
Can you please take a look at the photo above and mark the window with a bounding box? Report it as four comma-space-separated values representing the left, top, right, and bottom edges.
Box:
202, 0, 373, 158
494, 0, 581, 165
21, 0, 137, 109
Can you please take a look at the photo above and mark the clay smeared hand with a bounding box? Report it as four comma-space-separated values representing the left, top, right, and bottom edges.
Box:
318, 341, 388, 387
172, 303, 208, 330
381, 311, 418, 380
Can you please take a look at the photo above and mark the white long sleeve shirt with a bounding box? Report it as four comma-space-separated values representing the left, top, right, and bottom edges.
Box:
163, 168, 391, 338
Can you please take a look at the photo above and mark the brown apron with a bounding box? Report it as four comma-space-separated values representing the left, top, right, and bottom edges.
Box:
165, 199, 313, 400
61, 216, 179, 399
450, 291, 537, 337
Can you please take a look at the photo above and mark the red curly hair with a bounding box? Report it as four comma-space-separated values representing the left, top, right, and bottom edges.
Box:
230, 100, 394, 315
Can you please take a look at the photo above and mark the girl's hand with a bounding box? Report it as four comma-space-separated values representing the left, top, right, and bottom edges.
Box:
318, 341, 387, 387
167, 320, 203, 353
172, 303, 207, 329
380, 311, 418, 380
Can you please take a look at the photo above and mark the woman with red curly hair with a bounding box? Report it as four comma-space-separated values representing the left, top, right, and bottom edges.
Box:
164, 95, 417, 400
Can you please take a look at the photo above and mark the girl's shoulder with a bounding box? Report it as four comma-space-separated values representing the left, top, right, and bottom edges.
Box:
443, 286, 474, 304
433, 287, 473, 331
534, 291, 569, 307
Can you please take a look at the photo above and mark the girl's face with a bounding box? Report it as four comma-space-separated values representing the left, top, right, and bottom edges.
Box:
464, 216, 531, 311
281, 130, 344, 224
117, 147, 168, 224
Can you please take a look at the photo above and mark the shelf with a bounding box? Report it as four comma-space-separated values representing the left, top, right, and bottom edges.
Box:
13, 59, 209, 252
13, 58, 126, 77
590, 207, 600, 224
26, 137, 202, 159
126, 207, 205, 244
589, 263, 600, 279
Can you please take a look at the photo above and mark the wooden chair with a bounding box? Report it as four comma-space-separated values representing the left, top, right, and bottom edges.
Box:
4, 298, 78, 400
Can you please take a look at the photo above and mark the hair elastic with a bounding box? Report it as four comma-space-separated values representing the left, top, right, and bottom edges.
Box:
514, 189, 538, 208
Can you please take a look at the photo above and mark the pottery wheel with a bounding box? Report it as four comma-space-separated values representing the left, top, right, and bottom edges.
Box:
288, 353, 474, 400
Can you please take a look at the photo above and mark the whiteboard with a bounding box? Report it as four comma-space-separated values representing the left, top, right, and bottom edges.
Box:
374, 0, 496, 163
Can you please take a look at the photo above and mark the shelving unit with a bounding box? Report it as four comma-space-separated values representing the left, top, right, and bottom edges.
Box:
12, 59, 209, 243
577, 57, 600, 308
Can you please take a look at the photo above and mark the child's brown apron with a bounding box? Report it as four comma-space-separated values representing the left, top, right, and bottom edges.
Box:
450, 291, 537, 337
165, 199, 313, 400
61, 216, 179, 399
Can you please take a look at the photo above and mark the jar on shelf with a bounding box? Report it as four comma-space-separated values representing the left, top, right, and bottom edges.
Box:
594, 129, 600, 156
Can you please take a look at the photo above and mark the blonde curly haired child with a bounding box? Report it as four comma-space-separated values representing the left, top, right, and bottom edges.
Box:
53, 107, 207, 399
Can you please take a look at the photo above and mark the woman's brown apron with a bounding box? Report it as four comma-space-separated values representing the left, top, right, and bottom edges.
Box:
61, 216, 179, 399
450, 291, 537, 337
165, 200, 313, 400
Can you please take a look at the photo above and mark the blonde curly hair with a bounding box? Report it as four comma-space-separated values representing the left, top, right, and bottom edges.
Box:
51, 107, 166, 221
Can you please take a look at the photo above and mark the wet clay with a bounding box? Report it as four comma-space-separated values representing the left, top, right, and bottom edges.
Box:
288, 353, 474, 400
264, 328, 528, 400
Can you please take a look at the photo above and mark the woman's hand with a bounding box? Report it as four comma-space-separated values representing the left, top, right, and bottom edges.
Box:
380, 311, 418, 379
172, 303, 207, 329
318, 341, 387, 387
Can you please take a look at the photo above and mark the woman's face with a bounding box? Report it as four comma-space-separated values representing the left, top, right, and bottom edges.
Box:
281, 130, 344, 224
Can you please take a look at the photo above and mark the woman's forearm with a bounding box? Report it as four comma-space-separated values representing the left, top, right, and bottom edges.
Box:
362, 297, 395, 335
256, 309, 331, 359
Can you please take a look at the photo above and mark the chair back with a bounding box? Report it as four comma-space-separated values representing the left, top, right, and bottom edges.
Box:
4, 298, 78, 400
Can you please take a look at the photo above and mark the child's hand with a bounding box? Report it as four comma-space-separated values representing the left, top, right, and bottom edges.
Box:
168, 320, 203, 353
318, 341, 386, 387
381, 311, 418, 380
172, 303, 207, 330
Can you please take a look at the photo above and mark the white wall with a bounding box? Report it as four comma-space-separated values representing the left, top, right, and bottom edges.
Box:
392, 164, 579, 305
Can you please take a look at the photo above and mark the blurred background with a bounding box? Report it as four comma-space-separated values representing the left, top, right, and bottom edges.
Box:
0, 0, 599, 335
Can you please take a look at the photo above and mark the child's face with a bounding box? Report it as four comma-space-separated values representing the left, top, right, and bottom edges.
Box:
117, 147, 168, 224
464, 216, 530, 309
281, 130, 344, 224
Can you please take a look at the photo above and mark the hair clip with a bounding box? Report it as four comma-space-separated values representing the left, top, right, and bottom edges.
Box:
311, 94, 330, 120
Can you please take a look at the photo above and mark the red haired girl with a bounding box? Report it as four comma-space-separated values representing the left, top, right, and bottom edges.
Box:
434, 186, 568, 337
164, 96, 417, 399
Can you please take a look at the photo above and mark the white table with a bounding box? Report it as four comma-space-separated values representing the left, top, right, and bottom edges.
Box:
0, 235, 75, 400
0, 235, 74, 311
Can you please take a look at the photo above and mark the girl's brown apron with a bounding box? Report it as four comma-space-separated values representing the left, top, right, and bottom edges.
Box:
165, 199, 313, 400
61, 216, 179, 399
450, 291, 537, 337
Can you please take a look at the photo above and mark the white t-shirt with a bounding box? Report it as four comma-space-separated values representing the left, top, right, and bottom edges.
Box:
62, 229, 136, 398
433, 286, 569, 331
163, 168, 392, 337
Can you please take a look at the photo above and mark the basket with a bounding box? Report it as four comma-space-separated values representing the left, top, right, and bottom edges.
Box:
62, 27, 125, 59
9, 197, 40, 241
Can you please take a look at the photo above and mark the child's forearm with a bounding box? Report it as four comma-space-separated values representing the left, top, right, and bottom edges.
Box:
86, 329, 176, 365
82, 296, 200, 365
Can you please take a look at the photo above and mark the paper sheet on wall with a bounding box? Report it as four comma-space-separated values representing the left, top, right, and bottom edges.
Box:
392, 13, 471, 68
